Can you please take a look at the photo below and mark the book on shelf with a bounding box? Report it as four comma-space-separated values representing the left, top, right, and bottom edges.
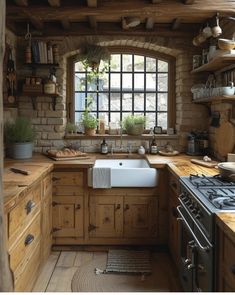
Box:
28, 40, 59, 64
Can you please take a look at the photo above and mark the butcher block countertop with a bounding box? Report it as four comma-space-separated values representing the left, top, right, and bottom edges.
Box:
216, 213, 235, 244
4, 152, 235, 241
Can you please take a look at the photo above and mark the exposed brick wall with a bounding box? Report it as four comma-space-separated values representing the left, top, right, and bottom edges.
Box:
13, 35, 210, 153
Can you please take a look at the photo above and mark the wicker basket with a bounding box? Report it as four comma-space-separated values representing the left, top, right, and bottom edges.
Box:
218, 38, 235, 50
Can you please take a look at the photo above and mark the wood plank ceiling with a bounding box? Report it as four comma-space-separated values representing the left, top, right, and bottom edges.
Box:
6, 0, 235, 37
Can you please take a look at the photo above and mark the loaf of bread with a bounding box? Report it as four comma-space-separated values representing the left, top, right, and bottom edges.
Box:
47, 148, 87, 158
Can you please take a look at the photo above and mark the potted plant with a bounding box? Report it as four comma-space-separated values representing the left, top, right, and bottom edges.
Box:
79, 44, 110, 71
4, 117, 35, 159
123, 115, 146, 136
81, 97, 98, 136
66, 122, 76, 134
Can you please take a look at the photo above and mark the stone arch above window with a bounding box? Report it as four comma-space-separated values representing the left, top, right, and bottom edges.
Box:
67, 46, 176, 131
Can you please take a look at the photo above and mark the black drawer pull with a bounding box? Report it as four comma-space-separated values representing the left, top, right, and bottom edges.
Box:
25, 234, 34, 246
25, 200, 36, 214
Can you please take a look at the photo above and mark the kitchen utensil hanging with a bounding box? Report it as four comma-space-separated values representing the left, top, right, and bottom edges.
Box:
6, 48, 16, 104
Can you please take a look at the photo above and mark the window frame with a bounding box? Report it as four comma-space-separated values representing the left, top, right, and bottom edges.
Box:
67, 46, 176, 130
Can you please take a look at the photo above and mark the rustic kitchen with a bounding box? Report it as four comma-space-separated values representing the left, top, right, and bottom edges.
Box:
0, 0, 235, 292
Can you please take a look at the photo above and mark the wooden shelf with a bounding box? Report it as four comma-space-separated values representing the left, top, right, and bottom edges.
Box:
22, 92, 61, 110
24, 63, 59, 68
193, 95, 235, 104
64, 134, 179, 140
191, 54, 235, 73
22, 92, 60, 97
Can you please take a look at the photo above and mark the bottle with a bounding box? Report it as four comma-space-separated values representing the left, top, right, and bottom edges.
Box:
101, 139, 108, 154
150, 136, 158, 154
98, 117, 105, 135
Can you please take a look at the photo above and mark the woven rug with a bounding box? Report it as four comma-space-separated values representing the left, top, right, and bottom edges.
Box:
71, 252, 182, 292
104, 249, 151, 274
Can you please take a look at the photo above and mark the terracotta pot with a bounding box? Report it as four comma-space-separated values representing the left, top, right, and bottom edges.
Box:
85, 127, 96, 136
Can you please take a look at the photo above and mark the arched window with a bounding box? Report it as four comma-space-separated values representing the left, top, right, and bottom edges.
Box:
68, 49, 175, 131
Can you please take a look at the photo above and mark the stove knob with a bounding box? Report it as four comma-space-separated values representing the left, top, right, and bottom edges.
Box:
187, 264, 195, 270
195, 212, 201, 219
189, 204, 194, 210
185, 200, 191, 205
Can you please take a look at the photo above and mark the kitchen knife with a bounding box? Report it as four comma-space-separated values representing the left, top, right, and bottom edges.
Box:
10, 167, 31, 175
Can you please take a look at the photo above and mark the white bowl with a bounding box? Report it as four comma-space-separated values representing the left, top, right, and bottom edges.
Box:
221, 86, 235, 96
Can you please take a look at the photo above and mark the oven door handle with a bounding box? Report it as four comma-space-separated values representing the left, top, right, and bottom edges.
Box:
177, 205, 210, 252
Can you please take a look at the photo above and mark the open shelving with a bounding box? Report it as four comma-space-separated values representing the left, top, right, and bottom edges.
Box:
191, 54, 235, 73
193, 95, 235, 104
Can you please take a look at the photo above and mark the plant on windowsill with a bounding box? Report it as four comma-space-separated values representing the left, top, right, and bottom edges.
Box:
66, 122, 76, 134
123, 114, 146, 136
4, 117, 36, 159
82, 97, 98, 136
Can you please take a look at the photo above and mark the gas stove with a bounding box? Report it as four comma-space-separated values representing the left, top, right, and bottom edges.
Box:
180, 174, 235, 212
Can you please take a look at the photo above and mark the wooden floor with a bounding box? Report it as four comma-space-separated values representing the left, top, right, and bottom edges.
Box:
33, 250, 182, 292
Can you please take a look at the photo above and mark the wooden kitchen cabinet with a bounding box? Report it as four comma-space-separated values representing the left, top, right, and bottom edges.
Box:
52, 195, 84, 237
123, 195, 158, 238
52, 170, 85, 239
88, 193, 158, 241
168, 170, 180, 268
89, 195, 123, 238
217, 226, 235, 291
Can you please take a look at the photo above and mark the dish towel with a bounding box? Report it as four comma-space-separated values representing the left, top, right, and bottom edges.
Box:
92, 167, 111, 188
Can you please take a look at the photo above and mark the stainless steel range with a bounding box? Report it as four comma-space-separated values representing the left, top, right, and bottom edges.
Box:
177, 174, 235, 292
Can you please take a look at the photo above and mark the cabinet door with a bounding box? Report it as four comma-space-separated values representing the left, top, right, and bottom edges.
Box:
52, 195, 83, 238
168, 190, 180, 267
123, 196, 158, 238
89, 195, 123, 238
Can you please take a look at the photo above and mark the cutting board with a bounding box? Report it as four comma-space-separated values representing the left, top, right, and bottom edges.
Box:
216, 121, 235, 157
158, 150, 179, 156
46, 155, 90, 161
191, 159, 218, 168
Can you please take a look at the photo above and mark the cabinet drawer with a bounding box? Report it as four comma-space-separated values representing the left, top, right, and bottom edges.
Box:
9, 213, 41, 272
53, 185, 83, 196
14, 241, 41, 292
52, 172, 83, 186
43, 173, 52, 198
8, 183, 41, 247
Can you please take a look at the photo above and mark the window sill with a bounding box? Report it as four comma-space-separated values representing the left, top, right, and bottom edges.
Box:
64, 134, 179, 140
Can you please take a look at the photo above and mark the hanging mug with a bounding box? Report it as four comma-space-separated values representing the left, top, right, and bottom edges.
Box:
202, 24, 212, 38
212, 15, 222, 37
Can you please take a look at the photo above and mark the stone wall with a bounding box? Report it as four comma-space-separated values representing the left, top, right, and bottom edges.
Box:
14, 35, 210, 153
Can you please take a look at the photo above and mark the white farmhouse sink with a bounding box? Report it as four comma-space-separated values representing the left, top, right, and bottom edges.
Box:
93, 159, 158, 187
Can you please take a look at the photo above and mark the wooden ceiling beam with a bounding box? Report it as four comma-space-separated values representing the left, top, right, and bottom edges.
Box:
172, 18, 181, 30
151, 0, 162, 3
87, 0, 97, 8
88, 16, 97, 29
10, 22, 196, 38
22, 11, 44, 30
14, 0, 28, 6
48, 0, 61, 7
61, 20, 70, 30
183, 0, 195, 4
7, 2, 235, 21
146, 17, 155, 30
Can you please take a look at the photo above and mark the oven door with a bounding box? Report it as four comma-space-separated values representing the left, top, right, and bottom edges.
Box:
177, 204, 194, 291
177, 205, 213, 292
193, 226, 213, 292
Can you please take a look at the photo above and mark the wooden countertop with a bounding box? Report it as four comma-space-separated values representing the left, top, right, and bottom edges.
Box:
216, 213, 235, 244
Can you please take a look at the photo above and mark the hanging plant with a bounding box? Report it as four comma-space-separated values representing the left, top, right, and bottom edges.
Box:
79, 44, 111, 71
